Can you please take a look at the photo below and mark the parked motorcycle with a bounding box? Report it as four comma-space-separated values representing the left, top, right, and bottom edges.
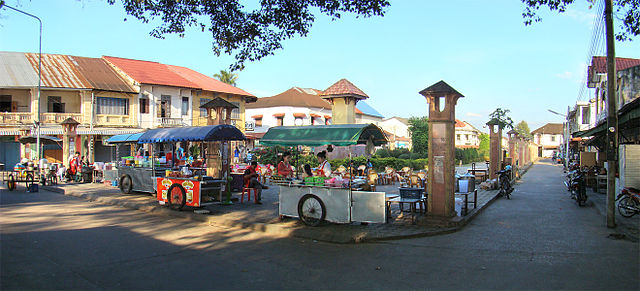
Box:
616, 187, 640, 217
497, 165, 513, 199
570, 170, 587, 206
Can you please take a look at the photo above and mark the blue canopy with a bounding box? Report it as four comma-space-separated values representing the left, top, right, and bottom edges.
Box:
138, 124, 246, 143
106, 132, 145, 144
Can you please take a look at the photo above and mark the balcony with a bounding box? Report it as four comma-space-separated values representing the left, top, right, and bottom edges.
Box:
96, 114, 134, 127
157, 117, 189, 127
0, 112, 33, 125
41, 113, 84, 124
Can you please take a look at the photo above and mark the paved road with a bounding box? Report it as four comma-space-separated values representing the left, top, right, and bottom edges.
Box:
1, 160, 637, 290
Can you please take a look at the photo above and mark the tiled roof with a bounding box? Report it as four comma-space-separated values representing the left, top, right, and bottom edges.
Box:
321, 79, 369, 99
246, 87, 332, 109
590, 56, 640, 74
455, 119, 466, 127
532, 123, 564, 135
103, 56, 199, 89
383, 116, 409, 125
166, 65, 256, 101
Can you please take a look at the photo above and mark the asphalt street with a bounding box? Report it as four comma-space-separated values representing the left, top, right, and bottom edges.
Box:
1, 160, 638, 290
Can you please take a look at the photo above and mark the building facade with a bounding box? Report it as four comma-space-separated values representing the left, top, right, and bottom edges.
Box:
454, 119, 481, 149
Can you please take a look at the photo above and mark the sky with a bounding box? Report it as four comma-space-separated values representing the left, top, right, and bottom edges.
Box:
1, 0, 639, 132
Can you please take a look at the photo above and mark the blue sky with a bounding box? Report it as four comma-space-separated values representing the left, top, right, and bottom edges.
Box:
1, 0, 639, 132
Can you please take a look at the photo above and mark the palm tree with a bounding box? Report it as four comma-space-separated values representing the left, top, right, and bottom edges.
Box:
213, 70, 238, 86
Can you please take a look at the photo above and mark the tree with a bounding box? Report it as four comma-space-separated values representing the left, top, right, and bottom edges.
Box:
408, 116, 429, 157
103, 0, 390, 70
477, 133, 490, 160
213, 70, 238, 86
521, 0, 639, 41
514, 120, 532, 139
487, 108, 514, 129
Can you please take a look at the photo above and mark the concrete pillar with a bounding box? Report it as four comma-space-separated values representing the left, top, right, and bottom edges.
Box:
420, 81, 464, 217
61, 118, 79, 167
488, 124, 502, 180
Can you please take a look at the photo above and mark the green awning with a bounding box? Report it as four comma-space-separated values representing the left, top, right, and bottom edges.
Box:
260, 124, 388, 147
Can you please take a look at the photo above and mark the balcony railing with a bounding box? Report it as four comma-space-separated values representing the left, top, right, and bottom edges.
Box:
96, 114, 134, 126
41, 113, 84, 124
0, 112, 33, 125
157, 117, 188, 127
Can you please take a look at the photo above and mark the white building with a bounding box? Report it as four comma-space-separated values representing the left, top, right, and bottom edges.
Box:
379, 116, 411, 149
454, 120, 481, 148
532, 123, 564, 157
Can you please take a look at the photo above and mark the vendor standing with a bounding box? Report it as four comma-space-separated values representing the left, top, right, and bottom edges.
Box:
277, 151, 293, 178
316, 150, 331, 177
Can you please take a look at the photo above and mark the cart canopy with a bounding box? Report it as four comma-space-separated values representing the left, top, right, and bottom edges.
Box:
260, 124, 388, 146
106, 132, 145, 144
138, 124, 246, 143
18, 135, 62, 145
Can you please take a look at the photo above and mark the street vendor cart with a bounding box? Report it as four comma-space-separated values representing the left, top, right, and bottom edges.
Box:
6, 135, 62, 191
260, 124, 389, 225
107, 124, 246, 210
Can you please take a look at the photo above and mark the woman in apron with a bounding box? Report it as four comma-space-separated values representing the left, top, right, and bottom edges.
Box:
316, 150, 331, 177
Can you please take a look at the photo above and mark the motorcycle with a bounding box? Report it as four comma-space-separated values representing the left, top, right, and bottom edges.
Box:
570, 170, 587, 206
497, 165, 513, 199
616, 187, 640, 217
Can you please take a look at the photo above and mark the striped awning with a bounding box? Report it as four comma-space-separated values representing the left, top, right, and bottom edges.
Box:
77, 128, 145, 135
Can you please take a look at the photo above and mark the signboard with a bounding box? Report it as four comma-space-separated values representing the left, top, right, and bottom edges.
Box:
245, 121, 255, 131
156, 177, 202, 207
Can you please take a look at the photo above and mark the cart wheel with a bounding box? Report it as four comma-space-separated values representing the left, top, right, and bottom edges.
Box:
26, 173, 34, 188
167, 184, 186, 211
7, 175, 16, 191
120, 175, 133, 194
297, 194, 326, 226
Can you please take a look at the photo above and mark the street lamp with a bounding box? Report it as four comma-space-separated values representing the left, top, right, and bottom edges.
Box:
3, 4, 43, 162
548, 108, 570, 169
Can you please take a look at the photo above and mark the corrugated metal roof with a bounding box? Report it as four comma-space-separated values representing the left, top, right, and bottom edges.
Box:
24, 53, 91, 89
0, 51, 38, 87
103, 56, 199, 89
166, 65, 256, 100
356, 101, 383, 118
70, 56, 137, 93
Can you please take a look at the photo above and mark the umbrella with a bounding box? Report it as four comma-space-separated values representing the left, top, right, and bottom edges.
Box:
18, 135, 62, 145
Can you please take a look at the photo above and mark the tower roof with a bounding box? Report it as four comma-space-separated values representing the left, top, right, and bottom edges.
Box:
419, 80, 464, 98
200, 97, 238, 109
320, 79, 369, 100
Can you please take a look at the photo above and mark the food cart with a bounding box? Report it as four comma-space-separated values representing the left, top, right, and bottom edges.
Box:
260, 124, 389, 225
6, 135, 63, 190
106, 124, 246, 210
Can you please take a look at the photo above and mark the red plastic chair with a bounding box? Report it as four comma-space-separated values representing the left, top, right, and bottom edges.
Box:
241, 181, 258, 203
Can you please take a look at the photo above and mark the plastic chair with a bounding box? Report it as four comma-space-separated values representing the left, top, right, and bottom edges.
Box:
409, 174, 421, 188
368, 172, 378, 192
241, 181, 258, 203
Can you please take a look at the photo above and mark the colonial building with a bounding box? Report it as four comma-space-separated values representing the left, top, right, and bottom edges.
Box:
532, 123, 564, 158
454, 119, 481, 149
378, 116, 411, 149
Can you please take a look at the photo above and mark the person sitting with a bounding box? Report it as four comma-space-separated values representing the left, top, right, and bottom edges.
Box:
243, 161, 268, 204
302, 164, 313, 179
316, 150, 331, 177
277, 151, 293, 178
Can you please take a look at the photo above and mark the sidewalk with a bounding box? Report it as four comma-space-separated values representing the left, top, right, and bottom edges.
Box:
39, 177, 509, 243
588, 188, 639, 242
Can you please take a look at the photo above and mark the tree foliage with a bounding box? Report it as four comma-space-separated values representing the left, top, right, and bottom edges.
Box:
487, 108, 514, 129
477, 133, 490, 160
408, 116, 429, 157
107, 0, 390, 70
514, 120, 532, 139
213, 70, 238, 86
521, 0, 640, 41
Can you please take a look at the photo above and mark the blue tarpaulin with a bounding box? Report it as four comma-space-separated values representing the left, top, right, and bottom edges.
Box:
137, 124, 246, 143
106, 132, 145, 144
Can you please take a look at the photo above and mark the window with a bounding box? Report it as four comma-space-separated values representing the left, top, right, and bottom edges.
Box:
276, 117, 284, 126
581, 106, 590, 125
465, 134, 469, 140
140, 98, 149, 114
551, 136, 556, 142
182, 97, 189, 115
97, 97, 129, 115
0, 95, 11, 112
456, 134, 461, 141
47, 96, 65, 113
200, 98, 211, 117
159, 95, 171, 118
231, 102, 240, 119
255, 118, 262, 127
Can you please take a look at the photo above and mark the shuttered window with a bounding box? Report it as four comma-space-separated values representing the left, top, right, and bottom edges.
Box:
97, 97, 129, 115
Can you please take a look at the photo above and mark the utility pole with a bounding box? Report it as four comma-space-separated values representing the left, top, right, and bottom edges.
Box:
604, 0, 617, 228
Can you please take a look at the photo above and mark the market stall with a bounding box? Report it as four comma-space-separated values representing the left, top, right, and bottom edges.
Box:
107, 124, 246, 210
6, 135, 63, 190
260, 124, 389, 225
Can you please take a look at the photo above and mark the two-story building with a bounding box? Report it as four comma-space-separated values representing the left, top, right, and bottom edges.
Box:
379, 116, 412, 149
0, 52, 140, 165
532, 123, 564, 158
454, 119, 482, 149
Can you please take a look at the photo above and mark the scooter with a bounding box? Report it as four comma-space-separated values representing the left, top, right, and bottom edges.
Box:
497, 165, 513, 199
570, 170, 587, 206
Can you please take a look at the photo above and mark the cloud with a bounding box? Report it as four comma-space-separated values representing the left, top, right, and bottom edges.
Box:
465, 112, 482, 117
555, 71, 573, 80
